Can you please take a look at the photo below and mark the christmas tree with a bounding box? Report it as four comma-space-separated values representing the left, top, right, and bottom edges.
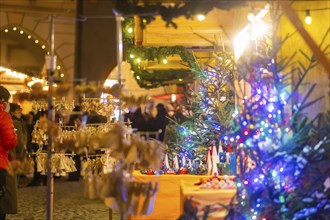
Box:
164, 48, 235, 165
223, 16, 330, 220
180, 5, 329, 220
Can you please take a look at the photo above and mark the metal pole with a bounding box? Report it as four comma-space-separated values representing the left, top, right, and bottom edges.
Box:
111, 11, 124, 220
46, 15, 55, 220
115, 12, 123, 122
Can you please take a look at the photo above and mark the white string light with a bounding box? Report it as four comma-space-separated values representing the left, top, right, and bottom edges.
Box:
305, 10, 312, 25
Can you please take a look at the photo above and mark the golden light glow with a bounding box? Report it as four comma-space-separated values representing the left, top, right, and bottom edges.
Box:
104, 79, 117, 88
162, 59, 168, 64
0, 66, 28, 80
28, 35, 31, 39
234, 4, 270, 60
171, 94, 177, 102
42, 45, 46, 49
196, 14, 205, 21
128, 27, 133, 33
27, 79, 44, 87
35, 40, 39, 44
13, 27, 17, 31
130, 54, 135, 58
136, 58, 141, 63
247, 13, 255, 22
60, 73, 64, 78
20, 30, 24, 34
4, 29, 8, 32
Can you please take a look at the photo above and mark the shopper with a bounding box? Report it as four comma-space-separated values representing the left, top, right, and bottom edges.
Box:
155, 103, 169, 141
0, 86, 18, 220
9, 103, 27, 161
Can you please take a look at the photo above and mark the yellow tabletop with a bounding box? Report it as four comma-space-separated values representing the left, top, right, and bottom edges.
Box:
131, 170, 235, 220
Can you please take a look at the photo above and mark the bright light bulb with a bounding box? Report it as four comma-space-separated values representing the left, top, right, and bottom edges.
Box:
196, 14, 205, 21
247, 13, 255, 22
35, 40, 39, 44
4, 29, 8, 32
163, 59, 168, 64
129, 54, 134, 58
20, 30, 24, 34
28, 35, 31, 39
305, 10, 312, 25
136, 58, 141, 63
127, 27, 133, 33
13, 27, 17, 31
60, 73, 64, 77
41, 45, 46, 49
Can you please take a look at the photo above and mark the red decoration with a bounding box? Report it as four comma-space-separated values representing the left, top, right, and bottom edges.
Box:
226, 144, 232, 153
179, 167, 188, 174
146, 169, 155, 175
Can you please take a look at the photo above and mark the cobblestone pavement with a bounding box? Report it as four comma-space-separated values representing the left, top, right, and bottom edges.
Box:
6, 178, 119, 220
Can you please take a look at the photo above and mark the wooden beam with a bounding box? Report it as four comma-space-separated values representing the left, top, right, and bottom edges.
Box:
279, 1, 330, 74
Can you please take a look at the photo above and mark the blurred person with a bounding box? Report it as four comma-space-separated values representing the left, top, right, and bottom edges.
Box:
155, 103, 169, 141
0, 86, 18, 220
131, 107, 147, 131
9, 103, 27, 161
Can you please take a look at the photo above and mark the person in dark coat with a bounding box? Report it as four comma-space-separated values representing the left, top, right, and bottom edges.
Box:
155, 103, 169, 141
9, 103, 27, 161
131, 107, 147, 131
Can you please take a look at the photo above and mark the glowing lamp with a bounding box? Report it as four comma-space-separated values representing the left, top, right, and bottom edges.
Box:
305, 10, 312, 25
196, 14, 205, 21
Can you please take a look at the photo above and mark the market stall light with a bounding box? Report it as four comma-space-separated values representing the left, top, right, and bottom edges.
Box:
305, 10, 312, 24
27, 78, 44, 87
4, 29, 8, 32
0, 66, 28, 80
13, 27, 17, 31
42, 45, 46, 49
60, 73, 64, 78
196, 14, 205, 21
171, 94, 177, 102
104, 79, 117, 88
130, 54, 135, 58
35, 40, 39, 44
247, 12, 255, 22
20, 30, 24, 34
127, 27, 133, 33
233, 4, 270, 60
28, 35, 31, 39
162, 59, 168, 64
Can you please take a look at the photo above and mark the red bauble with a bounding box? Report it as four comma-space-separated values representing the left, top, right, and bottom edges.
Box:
146, 169, 155, 175
179, 167, 188, 174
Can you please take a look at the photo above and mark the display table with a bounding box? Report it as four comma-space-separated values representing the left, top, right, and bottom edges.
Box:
180, 181, 236, 219
131, 171, 236, 220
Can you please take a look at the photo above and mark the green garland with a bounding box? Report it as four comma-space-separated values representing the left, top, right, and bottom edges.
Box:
123, 18, 198, 89
115, 0, 247, 29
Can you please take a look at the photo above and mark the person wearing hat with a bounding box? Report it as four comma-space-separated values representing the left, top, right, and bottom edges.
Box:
9, 103, 27, 162
0, 85, 18, 220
